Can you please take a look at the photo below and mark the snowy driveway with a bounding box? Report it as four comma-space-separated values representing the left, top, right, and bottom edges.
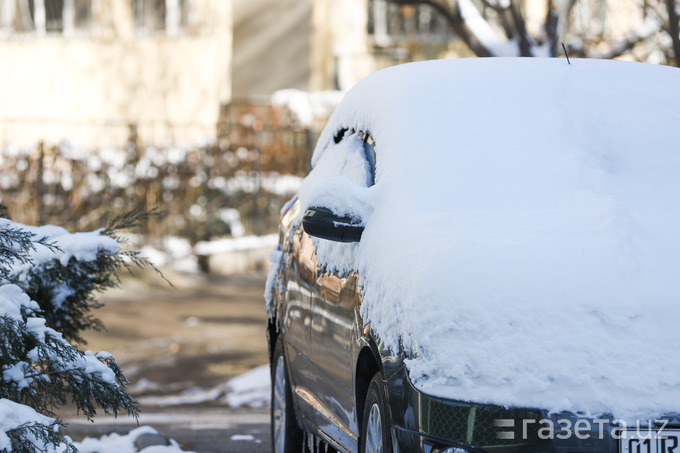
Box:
59, 272, 273, 452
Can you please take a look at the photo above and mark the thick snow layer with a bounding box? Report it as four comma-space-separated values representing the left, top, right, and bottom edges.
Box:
302, 58, 680, 419
0, 284, 39, 320
72, 350, 119, 386
12, 223, 119, 276
0, 398, 55, 450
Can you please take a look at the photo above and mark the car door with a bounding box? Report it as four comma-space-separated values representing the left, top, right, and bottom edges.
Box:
310, 271, 363, 448
307, 131, 376, 447
283, 222, 318, 404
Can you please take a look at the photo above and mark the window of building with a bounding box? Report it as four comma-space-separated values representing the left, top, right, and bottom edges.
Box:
133, 0, 190, 36
367, 0, 455, 46
73, 0, 90, 29
46, 0, 64, 33
0, 0, 92, 36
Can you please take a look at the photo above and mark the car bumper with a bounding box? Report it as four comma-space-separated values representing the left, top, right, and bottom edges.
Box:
384, 360, 644, 453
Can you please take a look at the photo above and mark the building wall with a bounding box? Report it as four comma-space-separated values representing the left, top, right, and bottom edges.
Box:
326, 0, 375, 91
309, 0, 376, 92
232, 0, 313, 98
0, 0, 232, 148
232, 0, 375, 97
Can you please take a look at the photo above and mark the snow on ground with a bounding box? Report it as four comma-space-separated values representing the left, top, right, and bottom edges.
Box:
194, 234, 278, 256
296, 57, 680, 420
137, 233, 278, 274
69, 426, 196, 453
218, 172, 302, 196
230, 434, 259, 442
137, 365, 271, 409
137, 387, 223, 407
221, 364, 270, 409
140, 236, 199, 274
65, 365, 271, 451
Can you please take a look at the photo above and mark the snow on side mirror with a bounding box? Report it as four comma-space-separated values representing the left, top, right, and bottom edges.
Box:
302, 207, 364, 243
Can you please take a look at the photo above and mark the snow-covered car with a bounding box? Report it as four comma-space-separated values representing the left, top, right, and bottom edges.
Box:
265, 58, 680, 453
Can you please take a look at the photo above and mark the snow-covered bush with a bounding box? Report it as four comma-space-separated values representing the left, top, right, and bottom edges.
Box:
1, 204, 146, 452
12, 210, 156, 344
1, 128, 307, 242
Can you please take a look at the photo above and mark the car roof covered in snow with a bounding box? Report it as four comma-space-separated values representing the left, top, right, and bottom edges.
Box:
298, 58, 680, 419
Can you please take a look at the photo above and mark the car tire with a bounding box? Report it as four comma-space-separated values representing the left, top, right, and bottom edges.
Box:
360, 372, 393, 453
271, 337, 304, 453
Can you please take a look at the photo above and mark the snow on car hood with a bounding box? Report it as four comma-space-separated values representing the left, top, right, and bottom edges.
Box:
299, 58, 680, 420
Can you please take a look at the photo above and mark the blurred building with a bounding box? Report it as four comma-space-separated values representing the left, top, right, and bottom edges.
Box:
233, 0, 373, 97
0, 0, 466, 147
0, 0, 655, 148
0, 0, 232, 147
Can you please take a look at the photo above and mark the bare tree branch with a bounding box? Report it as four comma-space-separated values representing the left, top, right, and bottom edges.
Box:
588, 18, 659, 59
387, 0, 666, 61
390, 0, 493, 56
544, 0, 559, 55
480, 0, 516, 39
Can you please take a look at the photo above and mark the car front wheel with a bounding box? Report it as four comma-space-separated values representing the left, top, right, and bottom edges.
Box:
271, 337, 304, 453
360, 372, 393, 453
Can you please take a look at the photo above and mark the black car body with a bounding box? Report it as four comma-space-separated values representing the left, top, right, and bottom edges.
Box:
265, 58, 680, 453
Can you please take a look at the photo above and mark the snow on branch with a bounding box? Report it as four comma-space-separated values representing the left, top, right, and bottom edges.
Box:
1, 210, 150, 452
0, 399, 75, 453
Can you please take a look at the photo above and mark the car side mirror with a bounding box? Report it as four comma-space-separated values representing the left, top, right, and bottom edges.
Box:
302, 207, 364, 243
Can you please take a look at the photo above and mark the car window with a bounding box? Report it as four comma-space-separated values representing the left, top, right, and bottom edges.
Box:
333, 128, 377, 187
359, 131, 376, 186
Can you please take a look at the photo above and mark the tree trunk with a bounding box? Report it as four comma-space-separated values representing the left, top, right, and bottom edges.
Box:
667, 0, 680, 66
509, 0, 533, 56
